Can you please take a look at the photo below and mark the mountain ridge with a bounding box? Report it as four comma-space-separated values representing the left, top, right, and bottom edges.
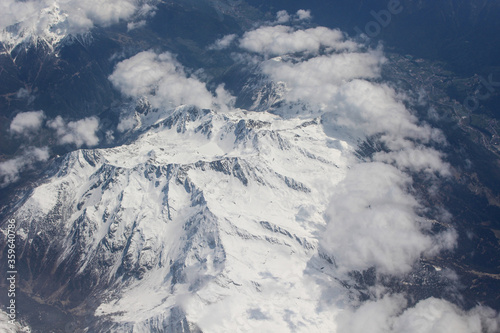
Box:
3, 105, 350, 331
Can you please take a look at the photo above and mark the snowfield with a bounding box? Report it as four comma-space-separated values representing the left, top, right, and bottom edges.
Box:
11, 105, 353, 331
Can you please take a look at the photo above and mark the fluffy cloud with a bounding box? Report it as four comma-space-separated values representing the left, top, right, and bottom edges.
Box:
109, 51, 233, 111
209, 34, 237, 50
275, 9, 311, 24
261, 52, 385, 110
127, 19, 146, 31
296, 9, 312, 21
337, 295, 500, 333
236, 23, 450, 178
258, 58, 441, 148
235, 20, 469, 332
0, 0, 156, 44
0, 0, 43, 32
239, 25, 358, 56
10, 110, 45, 135
331, 80, 449, 151
320, 162, 455, 275
2, 113, 100, 186
374, 147, 451, 176
63, 0, 139, 32
47, 116, 99, 147
227, 18, 485, 333
117, 114, 137, 133
0, 146, 49, 187
16, 87, 35, 103
275, 10, 291, 23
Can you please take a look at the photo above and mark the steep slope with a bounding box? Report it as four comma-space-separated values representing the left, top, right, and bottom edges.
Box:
4, 105, 352, 331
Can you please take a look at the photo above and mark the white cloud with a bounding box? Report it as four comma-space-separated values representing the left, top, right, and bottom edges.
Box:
276, 10, 290, 23
234, 18, 456, 278
331, 80, 418, 138
127, 19, 146, 31
337, 295, 500, 333
117, 114, 137, 133
214, 84, 236, 112
374, 147, 451, 176
320, 162, 455, 275
0, 0, 43, 32
332, 80, 448, 148
10, 110, 45, 135
0, 0, 157, 44
64, 0, 138, 31
337, 294, 407, 333
261, 52, 385, 109
328, 80, 450, 175
239, 25, 358, 56
259, 56, 450, 175
47, 116, 100, 147
0, 146, 50, 187
296, 9, 312, 21
16, 87, 31, 98
109, 51, 233, 111
209, 34, 237, 50
236, 21, 447, 153
274, 9, 311, 24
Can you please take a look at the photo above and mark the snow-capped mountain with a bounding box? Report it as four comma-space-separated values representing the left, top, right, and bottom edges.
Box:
0, 2, 67, 54
2, 1, 500, 332
8, 105, 353, 331
0, 0, 157, 55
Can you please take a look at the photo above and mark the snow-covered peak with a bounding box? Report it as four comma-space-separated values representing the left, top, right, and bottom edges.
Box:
0, 0, 157, 53
8, 106, 352, 331
112, 105, 352, 167
0, 2, 68, 53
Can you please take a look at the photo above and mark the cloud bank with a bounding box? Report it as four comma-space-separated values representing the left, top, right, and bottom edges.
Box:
220, 12, 500, 333
321, 162, 455, 275
237, 24, 447, 155
8, 111, 101, 148
109, 51, 234, 112
225, 13, 470, 322
240, 25, 358, 56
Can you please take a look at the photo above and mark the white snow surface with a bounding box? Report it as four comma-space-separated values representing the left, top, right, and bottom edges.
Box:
0, 310, 31, 332
11, 105, 354, 332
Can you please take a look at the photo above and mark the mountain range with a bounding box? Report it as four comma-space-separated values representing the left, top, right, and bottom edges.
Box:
1, 1, 500, 332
